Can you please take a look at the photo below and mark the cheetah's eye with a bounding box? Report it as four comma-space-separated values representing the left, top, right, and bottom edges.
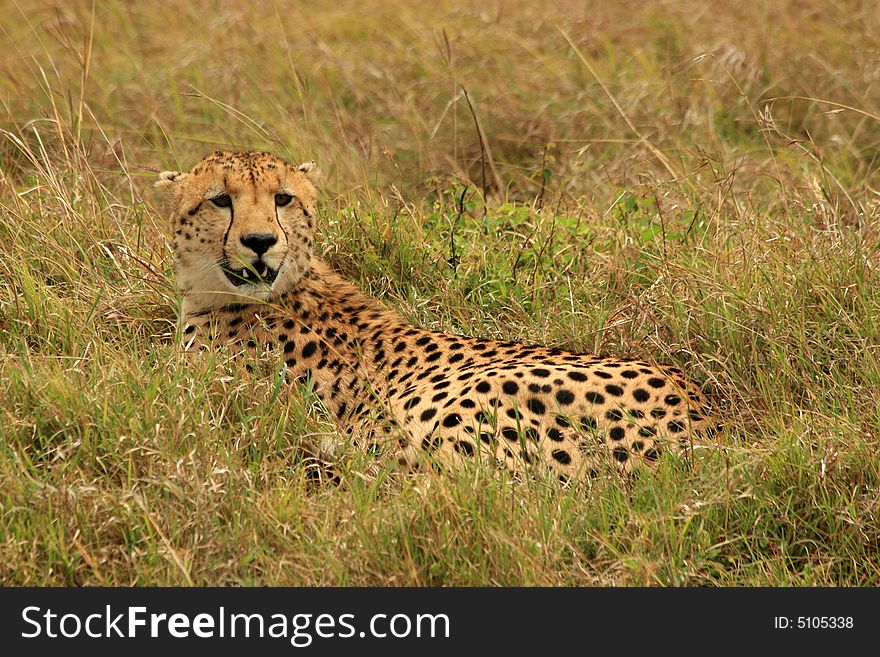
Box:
275, 193, 293, 207
211, 194, 232, 208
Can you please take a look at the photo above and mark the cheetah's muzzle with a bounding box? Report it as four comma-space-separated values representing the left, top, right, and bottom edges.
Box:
220, 259, 278, 287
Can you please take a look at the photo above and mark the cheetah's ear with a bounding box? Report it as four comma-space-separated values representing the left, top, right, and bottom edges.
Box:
151, 170, 188, 215
296, 160, 321, 186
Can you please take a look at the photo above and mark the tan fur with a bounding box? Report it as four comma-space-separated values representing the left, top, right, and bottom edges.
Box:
158, 150, 720, 480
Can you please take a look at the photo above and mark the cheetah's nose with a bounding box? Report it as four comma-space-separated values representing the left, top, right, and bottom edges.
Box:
240, 233, 278, 255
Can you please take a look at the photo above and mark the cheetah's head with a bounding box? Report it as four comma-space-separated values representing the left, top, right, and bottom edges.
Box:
154, 150, 319, 313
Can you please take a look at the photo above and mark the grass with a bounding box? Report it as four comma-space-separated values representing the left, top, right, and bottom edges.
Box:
1, 0, 879, 585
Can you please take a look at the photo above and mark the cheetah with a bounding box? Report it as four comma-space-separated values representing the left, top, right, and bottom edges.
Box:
154, 150, 718, 481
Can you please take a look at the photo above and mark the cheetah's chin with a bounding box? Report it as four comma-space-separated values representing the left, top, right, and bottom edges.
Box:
221, 262, 278, 287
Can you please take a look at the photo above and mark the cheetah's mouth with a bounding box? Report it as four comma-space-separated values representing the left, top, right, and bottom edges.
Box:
220, 260, 279, 287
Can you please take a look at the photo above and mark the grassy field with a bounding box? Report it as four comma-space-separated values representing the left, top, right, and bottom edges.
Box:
1, 0, 879, 586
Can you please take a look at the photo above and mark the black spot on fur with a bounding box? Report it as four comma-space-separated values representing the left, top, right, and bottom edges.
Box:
555, 389, 575, 405
455, 441, 475, 457
422, 433, 443, 451
552, 450, 572, 465
443, 413, 462, 428
501, 427, 519, 442
527, 398, 546, 414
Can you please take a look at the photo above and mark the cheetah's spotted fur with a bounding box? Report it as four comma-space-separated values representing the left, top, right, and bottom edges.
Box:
155, 151, 718, 480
